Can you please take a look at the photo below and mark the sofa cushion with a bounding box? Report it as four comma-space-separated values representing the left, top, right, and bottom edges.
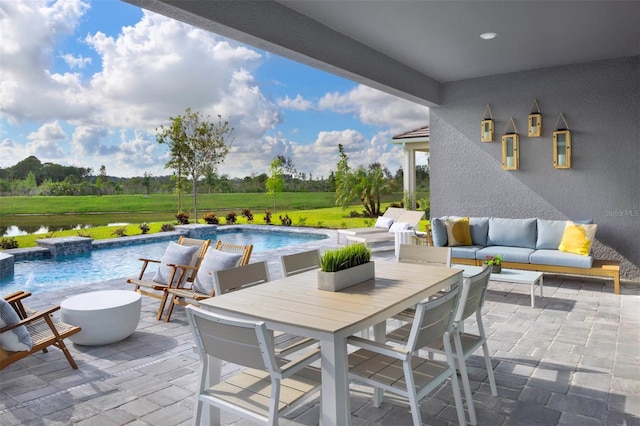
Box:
445, 217, 472, 246
476, 246, 535, 264
558, 222, 597, 256
487, 218, 537, 249
451, 245, 483, 259
0, 298, 33, 352
536, 219, 567, 250
469, 217, 490, 246
530, 249, 594, 268
431, 218, 447, 246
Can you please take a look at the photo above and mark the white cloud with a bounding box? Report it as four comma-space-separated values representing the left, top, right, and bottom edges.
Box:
318, 85, 429, 133
25, 121, 67, 159
61, 53, 91, 69
277, 94, 314, 111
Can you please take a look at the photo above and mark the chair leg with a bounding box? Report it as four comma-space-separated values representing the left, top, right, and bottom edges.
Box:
56, 340, 79, 369
164, 296, 177, 322
449, 367, 468, 426
403, 362, 422, 426
482, 341, 498, 396
156, 291, 170, 321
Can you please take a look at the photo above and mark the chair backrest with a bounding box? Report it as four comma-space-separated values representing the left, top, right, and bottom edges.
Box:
396, 210, 425, 229
213, 260, 270, 296
398, 244, 452, 267
186, 305, 276, 372
178, 237, 212, 281
408, 285, 461, 352
383, 207, 405, 220
214, 240, 253, 266
280, 249, 320, 277
455, 265, 492, 323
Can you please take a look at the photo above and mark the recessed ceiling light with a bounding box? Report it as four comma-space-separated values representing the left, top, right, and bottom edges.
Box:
480, 32, 497, 40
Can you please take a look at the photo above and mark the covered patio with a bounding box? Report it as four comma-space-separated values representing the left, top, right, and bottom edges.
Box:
1, 237, 639, 425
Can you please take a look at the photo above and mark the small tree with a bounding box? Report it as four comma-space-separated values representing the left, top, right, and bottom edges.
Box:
265, 157, 284, 212
156, 108, 233, 221
141, 172, 152, 196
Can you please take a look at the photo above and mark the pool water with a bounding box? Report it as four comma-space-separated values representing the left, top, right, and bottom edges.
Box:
0, 229, 327, 295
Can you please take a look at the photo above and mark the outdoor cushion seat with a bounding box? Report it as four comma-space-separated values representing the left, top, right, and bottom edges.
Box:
476, 246, 535, 264
450, 245, 483, 259
529, 249, 594, 268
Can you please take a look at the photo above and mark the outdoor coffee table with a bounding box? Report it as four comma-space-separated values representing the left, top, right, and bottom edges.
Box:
60, 290, 141, 345
454, 265, 544, 307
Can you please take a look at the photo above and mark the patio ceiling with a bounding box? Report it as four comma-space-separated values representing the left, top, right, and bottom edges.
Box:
123, 0, 639, 107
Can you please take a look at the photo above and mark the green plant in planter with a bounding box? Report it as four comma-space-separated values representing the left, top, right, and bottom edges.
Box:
320, 244, 372, 273
483, 255, 502, 266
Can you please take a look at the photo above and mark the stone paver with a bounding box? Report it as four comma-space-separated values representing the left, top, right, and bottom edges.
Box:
1, 229, 639, 425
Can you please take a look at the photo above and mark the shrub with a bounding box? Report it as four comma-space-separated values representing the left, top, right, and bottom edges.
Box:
139, 222, 150, 234
263, 211, 272, 225
0, 237, 18, 249
160, 223, 175, 232
226, 211, 237, 224
203, 212, 219, 224
316, 221, 324, 227
348, 210, 362, 218
176, 211, 190, 225
76, 231, 91, 238
111, 227, 127, 237
297, 216, 307, 226
242, 208, 254, 222
319, 244, 371, 272
279, 214, 292, 226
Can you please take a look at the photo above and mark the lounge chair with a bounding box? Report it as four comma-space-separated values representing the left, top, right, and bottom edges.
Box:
1, 291, 81, 370
161, 241, 253, 322
344, 210, 425, 246
337, 206, 405, 243
127, 236, 211, 320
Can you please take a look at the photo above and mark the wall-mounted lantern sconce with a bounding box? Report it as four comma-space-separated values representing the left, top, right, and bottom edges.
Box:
553, 113, 571, 169
502, 118, 519, 170
528, 99, 542, 137
481, 104, 494, 142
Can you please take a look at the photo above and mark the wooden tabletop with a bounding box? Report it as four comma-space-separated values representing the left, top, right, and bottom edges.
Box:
200, 260, 463, 337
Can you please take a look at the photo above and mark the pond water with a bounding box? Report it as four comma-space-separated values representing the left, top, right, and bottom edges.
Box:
0, 228, 327, 295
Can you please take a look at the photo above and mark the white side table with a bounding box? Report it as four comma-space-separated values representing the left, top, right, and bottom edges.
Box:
60, 290, 141, 345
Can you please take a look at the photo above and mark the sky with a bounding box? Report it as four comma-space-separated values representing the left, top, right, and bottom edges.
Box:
0, 0, 430, 180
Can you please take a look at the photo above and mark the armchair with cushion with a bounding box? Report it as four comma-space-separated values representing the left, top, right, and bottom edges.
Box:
127, 236, 210, 320
1, 291, 81, 370
161, 240, 253, 322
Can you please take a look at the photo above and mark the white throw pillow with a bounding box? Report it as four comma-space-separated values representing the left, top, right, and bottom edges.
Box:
388, 222, 410, 233
0, 298, 33, 352
152, 242, 199, 285
192, 249, 243, 295
374, 216, 395, 229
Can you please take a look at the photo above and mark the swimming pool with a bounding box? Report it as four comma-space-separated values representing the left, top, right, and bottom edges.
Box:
0, 228, 328, 295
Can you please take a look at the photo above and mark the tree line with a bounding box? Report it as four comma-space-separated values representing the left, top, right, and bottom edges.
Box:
1, 108, 430, 219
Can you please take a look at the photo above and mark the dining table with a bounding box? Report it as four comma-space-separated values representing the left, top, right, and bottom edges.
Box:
199, 259, 463, 426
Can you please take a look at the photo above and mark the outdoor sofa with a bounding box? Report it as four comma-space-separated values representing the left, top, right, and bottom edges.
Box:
431, 216, 621, 293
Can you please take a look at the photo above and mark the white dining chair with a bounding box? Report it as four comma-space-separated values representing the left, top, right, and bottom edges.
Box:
213, 261, 317, 358
347, 285, 468, 426
280, 249, 320, 277
387, 265, 496, 425
186, 305, 321, 425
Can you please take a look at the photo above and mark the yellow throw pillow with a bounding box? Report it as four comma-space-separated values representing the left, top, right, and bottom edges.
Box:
445, 216, 472, 246
558, 221, 597, 256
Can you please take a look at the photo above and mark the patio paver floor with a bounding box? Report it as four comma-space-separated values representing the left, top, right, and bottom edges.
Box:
1, 233, 639, 425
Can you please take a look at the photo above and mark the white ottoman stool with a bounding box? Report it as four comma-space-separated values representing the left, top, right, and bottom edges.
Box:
60, 290, 141, 346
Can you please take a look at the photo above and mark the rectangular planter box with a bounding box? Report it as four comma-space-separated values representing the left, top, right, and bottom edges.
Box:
317, 261, 375, 292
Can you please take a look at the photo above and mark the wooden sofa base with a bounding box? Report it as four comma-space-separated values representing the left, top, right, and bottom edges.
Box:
453, 258, 621, 294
